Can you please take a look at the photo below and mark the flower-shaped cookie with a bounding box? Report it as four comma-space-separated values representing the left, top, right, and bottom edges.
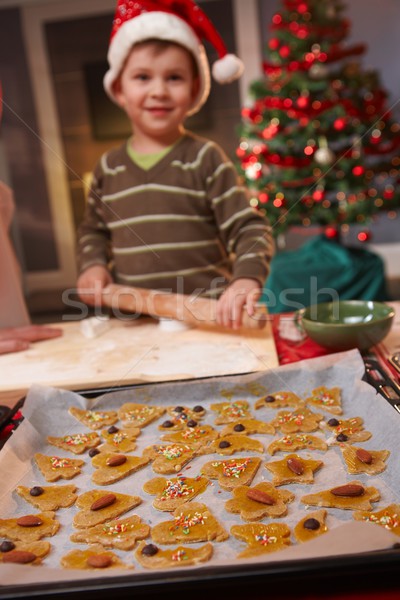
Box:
150, 502, 228, 544
265, 453, 323, 485
231, 523, 291, 558
225, 482, 294, 521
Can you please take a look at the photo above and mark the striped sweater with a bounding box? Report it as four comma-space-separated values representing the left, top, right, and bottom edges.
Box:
77, 132, 273, 297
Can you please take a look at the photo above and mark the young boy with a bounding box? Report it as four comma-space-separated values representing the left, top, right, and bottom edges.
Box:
77, 0, 274, 329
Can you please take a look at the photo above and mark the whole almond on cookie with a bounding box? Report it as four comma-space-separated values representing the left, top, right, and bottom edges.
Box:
90, 493, 117, 511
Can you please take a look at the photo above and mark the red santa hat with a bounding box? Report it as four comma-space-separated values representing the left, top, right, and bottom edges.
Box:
103, 0, 244, 115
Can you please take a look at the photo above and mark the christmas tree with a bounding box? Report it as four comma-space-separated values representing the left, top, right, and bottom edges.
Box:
237, 0, 400, 241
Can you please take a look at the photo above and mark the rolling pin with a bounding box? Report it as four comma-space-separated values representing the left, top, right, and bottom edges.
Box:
101, 284, 267, 330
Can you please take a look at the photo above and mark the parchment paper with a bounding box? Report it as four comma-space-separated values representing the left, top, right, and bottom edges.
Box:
0, 349, 398, 587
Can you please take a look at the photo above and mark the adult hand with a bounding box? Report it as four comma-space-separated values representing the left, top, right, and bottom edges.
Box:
77, 265, 113, 306
0, 324, 63, 355
216, 278, 262, 330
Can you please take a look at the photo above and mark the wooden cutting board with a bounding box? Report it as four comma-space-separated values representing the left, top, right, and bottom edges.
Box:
0, 316, 278, 397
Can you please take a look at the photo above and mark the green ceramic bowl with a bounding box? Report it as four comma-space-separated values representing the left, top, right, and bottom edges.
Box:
297, 300, 394, 351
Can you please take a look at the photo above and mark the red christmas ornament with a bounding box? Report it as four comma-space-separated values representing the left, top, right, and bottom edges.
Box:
383, 188, 395, 200
269, 37, 280, 50
297, 96, 309, 109
357, 230, 371, 242
333, 117, 346, 131
279, 45, 291, 58
325, 226, 339, 239
312, 189, 324, 202
352, 165, 365, 176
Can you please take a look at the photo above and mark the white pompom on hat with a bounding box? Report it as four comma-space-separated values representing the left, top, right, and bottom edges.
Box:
103, 0, 244, 115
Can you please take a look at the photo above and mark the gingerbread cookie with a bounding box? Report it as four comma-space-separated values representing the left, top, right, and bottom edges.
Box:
225, 482, 294, 521
210, 400, 252, 424
231, 523, 291, 558
143, 475, 210, 511
136, 541, 213, 569
294, 509, 328, 543
159, 405, 206, 431
34, 453, 84, 482
73, 490, 142, 529
340, 444, 390, 475
301, 481, 380, 511
151, 502, 228, 544
142, 443, 198, 474
270, 408, 323, 434
201, 457, 261, 490
160, 424, 218, 445
305, 386, 342, 415
198, 434, 264, 456
118, 403, 165, 428
16, 484, 77, 511
91, 452, 150, 485
71, 515, 150, 550
353, 504, 400, 536
68, 407, 118, 430
321, 417, 372, 444
0, 512, 59, 542
255, 391, 303, 410
61, 544, 130, 570
265, 454, 323, 486
99, 426, 140, 453
267, 434, 328, 455
220, 418, 275, 437
0, 540, 51, 565
46, 432, 100, 454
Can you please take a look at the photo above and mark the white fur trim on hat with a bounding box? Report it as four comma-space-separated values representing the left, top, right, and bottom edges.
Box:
212, 54, 244, 84
103, 11, 210, 115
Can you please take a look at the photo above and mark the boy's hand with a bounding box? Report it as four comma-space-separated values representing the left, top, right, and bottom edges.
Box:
216, 278, 262, 330
77, 265, 113, 306
0, 325, 63, 355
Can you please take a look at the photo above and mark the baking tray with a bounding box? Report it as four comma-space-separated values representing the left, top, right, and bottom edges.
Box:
1, 351, 400, 599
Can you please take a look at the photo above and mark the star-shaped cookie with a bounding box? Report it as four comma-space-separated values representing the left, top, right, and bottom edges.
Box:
265, 453, 323, 485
